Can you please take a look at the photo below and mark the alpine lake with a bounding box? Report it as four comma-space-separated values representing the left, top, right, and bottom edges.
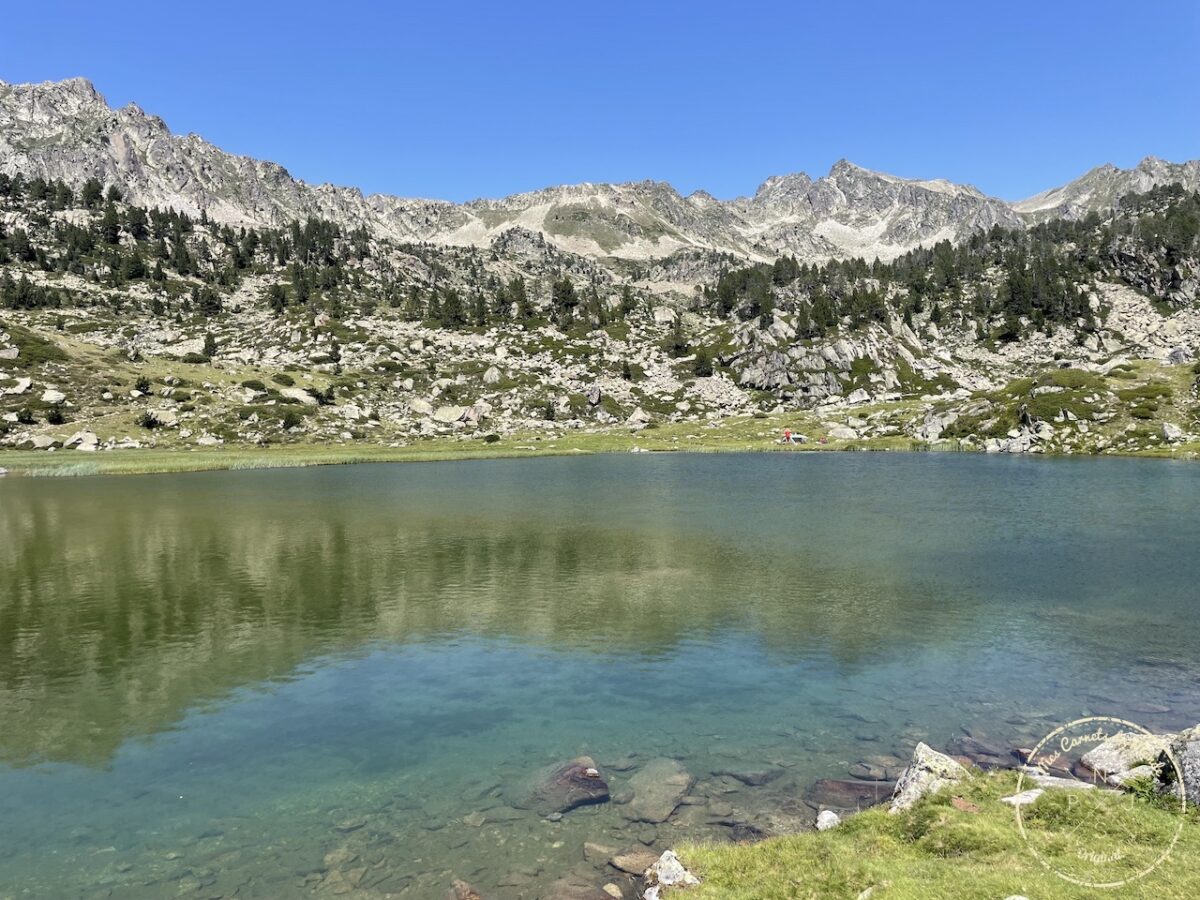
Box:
1, 453, 1198, 898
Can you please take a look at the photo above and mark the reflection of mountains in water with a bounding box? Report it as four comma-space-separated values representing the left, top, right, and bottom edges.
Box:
0, 480, 972, 767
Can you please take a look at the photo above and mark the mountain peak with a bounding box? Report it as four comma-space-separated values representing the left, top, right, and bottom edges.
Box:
829, 158, 869, 177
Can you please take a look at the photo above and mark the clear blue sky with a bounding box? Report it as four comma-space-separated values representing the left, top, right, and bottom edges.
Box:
3, 1, 1197, 202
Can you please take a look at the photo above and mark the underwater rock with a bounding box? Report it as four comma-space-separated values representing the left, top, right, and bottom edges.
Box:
626, 758, 695, 823
804, 778, 895, 811
518, 756, 610, 816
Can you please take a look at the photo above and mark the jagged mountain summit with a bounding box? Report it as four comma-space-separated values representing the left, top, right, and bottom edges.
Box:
0, 76, 1196, 269
1013, 156, 1200, 222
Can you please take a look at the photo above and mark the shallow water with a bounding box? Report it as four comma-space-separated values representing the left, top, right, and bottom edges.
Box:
1, 453, 1198, 898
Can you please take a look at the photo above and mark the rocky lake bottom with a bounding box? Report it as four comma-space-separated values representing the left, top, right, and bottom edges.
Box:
1, 453, 1198, 898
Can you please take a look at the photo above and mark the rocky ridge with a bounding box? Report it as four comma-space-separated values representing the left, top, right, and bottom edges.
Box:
4, 77, 1194, 269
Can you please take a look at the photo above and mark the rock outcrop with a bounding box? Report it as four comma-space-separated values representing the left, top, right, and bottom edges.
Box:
890, 742, 969, 813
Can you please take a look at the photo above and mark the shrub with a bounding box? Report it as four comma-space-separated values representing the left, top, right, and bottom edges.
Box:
181, 353, 209, 364
137, 411, 161, 429
46, 405, 65, 425
271, 372, 295, 387
281, 410, 303, 430
134, 376, 152, 394
241, 379, 267, 392
16, 407, 36, 424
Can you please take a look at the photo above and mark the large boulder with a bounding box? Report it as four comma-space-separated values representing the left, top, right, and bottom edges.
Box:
1157, 725, 1200, 806
517, 756, 610, 817
626, 758, 694, 823
890, 743, 968, 813
433, 405, 469, 424
1080, 731, 1175, 787
280, 387, 319, 406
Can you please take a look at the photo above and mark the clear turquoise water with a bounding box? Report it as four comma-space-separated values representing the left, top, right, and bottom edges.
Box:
1, 453, 1198, 898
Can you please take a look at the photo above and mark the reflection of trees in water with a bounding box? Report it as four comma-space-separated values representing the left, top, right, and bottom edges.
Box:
0, 485, 975, 767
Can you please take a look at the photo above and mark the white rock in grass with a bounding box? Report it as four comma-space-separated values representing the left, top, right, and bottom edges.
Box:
890, 743, 968, 813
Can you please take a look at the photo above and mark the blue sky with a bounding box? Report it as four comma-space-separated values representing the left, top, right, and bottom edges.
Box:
3, 1, 1197, 202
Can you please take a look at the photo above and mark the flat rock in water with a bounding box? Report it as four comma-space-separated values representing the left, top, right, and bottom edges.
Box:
848, 762, 891, 781
447, 879, 484, 900
609, 849, 660, 874
945, 734, 1009, 768
540, 876, 611, 900
582, 842, 617, 865
805, 778, 895, 810
713, 768, 783, 787
516, 756, 610, 816
626, 758, 695, 823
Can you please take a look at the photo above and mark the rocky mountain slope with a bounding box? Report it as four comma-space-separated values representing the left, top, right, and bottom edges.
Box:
6, 77, 1192, 270
1, 78, 1198, 464
1013, 156, 1200, 222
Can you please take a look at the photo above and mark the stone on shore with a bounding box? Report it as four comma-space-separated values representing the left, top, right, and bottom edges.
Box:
890, 743, 968, 813
1080, 731, 1175, 787
642, 850, 700, 899
1158, 724, 1200, 806
815, 810, 842, 831
1000, 789, 1044, 807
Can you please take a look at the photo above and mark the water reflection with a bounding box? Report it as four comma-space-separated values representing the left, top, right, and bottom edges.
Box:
1, 455, 1198, 898
1, 465, 983, 767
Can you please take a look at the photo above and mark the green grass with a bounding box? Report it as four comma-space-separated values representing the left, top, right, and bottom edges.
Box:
0, 411, 915, 477
0, 319, 69, 368
680, 771, 1200, 899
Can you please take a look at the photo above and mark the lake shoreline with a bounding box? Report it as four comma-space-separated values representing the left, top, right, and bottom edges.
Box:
2, 433, 1198, 478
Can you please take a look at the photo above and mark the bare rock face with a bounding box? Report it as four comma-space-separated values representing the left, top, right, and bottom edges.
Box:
517, 756, 610, 817
889, 742, 968, 813
625, 758, 694, 823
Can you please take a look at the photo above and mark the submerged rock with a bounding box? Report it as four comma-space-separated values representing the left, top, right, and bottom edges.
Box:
609, 849, 659, 875
713, 768, 783, 787
518, 756, 610, 816
448, 879, 485, 900
805, 778, 895, 811
626, 758, 694, 823
889, 743, 968, 813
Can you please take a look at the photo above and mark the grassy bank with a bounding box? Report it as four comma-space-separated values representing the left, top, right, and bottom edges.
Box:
679, 770, 1199, 899
1, 406, 1197, 477
0, 412, 915, 476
